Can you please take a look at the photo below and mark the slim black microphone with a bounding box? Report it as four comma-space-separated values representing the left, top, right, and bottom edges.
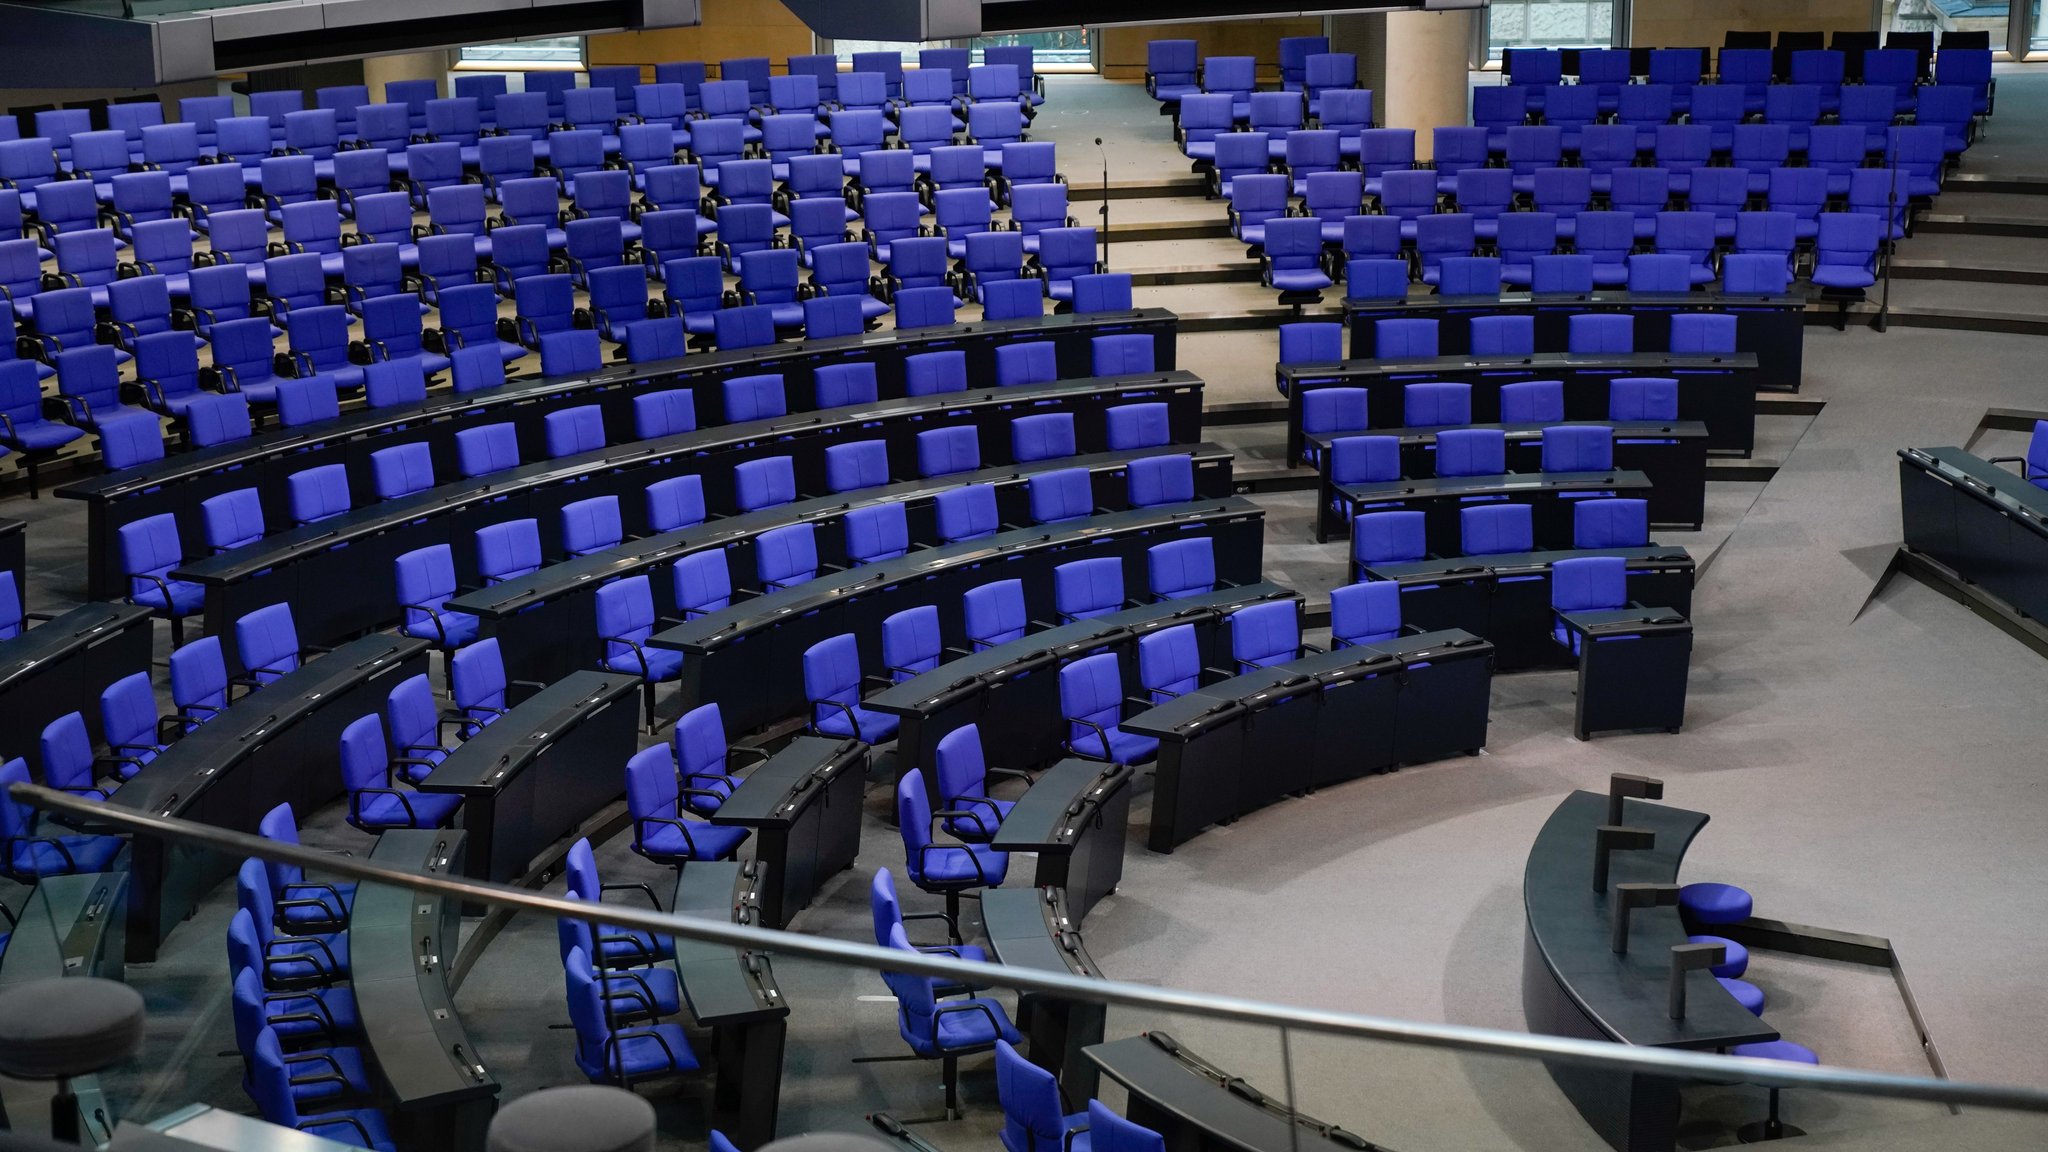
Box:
1095, 136, 1111, 272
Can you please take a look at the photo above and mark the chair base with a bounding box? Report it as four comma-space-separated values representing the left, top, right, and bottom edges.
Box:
1736, 1087, 1802, 1143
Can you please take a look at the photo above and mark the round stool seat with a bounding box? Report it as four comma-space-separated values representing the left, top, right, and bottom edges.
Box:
1680, 882, 1753, 925
487, 1086, 656, 1152
1731, 1040, 1818, 1065
1718, 977, 1767, 1016
759, 1136, 900, 1152
0, 978, 145, 1080
1689, 934, 1749, 978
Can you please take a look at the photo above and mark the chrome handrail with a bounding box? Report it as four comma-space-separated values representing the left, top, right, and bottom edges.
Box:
22, 781, 2048, 1112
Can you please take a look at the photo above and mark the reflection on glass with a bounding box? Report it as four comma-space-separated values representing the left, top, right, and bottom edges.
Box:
1488, 0, 1616, 54
460, 37, 584, 67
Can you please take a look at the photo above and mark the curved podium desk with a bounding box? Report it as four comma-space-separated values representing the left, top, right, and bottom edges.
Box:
671, 860, 789, 1149
707, 736, 867, 930
1087, 1033, 1383, 1152
0, 601, 153, 753
1523, 791, 1777, 1152
984, 886, 1106, 1102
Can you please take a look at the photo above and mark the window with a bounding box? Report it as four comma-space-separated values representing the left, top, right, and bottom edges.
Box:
828, 39, 924, 63
829, 30, 1093, 70
459, 37, 584, 67
1488, 0, 1616, 55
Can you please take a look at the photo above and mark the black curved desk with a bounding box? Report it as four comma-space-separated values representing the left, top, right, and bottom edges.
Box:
983, 886, 1106, 1102
1329, 470, 1654, 555
169, 372, 1202, 675
1343, 290, 1801, 391
1280, 351, 1757, 461
0, 872, 126, 1143
706, 735, 867, 930
0, 601, 153, 755
1898, 446, 2048, 625
1523, 791, 1776, 1152
990, 759, 1134, 921
413, 670, 641, 884
1087, 1033, 1380, 1152
647, 498, 1268, 736
1360, 546, 1694, 670
1123, 630, 1494, 852
445, 442, 1236, 689
670, 859, 789, 1149
110, 633, 431, 961
867, 583, 1298, 797
61, 309, 1180, 600
0, 518, 21, 597
354, 830, 500, 1152
1305, 419, 1708, 536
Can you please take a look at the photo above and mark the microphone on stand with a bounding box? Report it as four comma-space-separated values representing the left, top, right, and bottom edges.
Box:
1096, 136, 1111, 272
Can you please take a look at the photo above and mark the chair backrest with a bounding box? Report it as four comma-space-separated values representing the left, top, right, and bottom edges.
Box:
1575, 498, 1650, 548
1055, 556, 1124, 622
1436, 428, 1506, 478
1229, 599, 1299, 669
1028, 467, 1093, 525
1404, 381, 1471, 428
1148, 537, 1215, 601
561, 495, 623, 558
882, 604, 942, 681
235, 602, 301, 683
846, 503, 910, 565
931, 484, 999, 546
1569, 312, 1637, 354
1471, 314, 1535, 356
1461, 503, 1534, 556
1609, 376, 1679, 422
1012, 412, 1077, 464
673, 546, 731, 617
477, 518, 543, 583
370, 442, 436, 500
1541, 424, 1614, 472
756, 522, 818, 590
1375, 318, 1438, 359
996, 1039, 1072, 1152
1330, 580, 1401, 649
1500, 379, 1565, 424
1553, 555, 1628, 613
287, 463, 352, 526
735, 455, 797, 513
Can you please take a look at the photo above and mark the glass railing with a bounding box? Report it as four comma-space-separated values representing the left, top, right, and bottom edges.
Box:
9, 781, 2048, 1152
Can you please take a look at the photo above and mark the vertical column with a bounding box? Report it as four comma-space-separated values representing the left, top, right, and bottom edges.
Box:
1381, 9, 1477, 162
361, 50, 453, 102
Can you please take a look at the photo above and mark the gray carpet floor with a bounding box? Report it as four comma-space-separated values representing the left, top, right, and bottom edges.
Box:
10, 71, 2048, 1152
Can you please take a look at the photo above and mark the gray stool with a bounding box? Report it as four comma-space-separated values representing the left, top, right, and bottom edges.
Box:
0, 977, 145, 1144
759, 1136, 900, 1152
488, 1085, 657, 1152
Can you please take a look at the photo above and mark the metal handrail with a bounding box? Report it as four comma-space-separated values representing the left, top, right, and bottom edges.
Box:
21, 780, 2048, 1112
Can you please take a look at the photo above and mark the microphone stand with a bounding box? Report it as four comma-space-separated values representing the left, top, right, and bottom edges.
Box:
1876, 142, 1899, 333
1096, 136, 1111, 272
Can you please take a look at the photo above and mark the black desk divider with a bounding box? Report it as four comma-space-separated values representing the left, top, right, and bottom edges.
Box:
990, 759, 1133, 922
670, 859, 789, 1149
0, 518, 22, 599
708, 736, 867, 930
1898, 447, 2048, 624
649, 498, 1267, 736
1124, 629, 1494, 852
353, 830, 499, 1152
1307, 419, 1708, 538
171, 372, 1205, 675
1523, 791, 1777, 1152
1329, 470, 1655, 556
868, 582, 1297, 794
109, 634, 432, 961
1342, 291, 1801, 391
1280, 352, 1758, 461
983, 886, 1106, 1102
414, 671, 641, 884
62, 309, 1180, 600
0, 601, 153, 753
1361, 546, 1695, 670
447, 441, 1236, 689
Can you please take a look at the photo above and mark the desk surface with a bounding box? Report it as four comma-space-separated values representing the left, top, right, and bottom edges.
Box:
446, 441, 1234, 621
1901, 446, 2048, 530
712, 735, 864, 827
670, 860, 791, 1026
1284, 351, 1759, 382
868, 582, 1298, 717
983, 887, 1099, 978
650, 498, 1266, 656
1524, 791, 1774, 1050
111, 634, 432, 817
991, 760, 1134, 854
60, 310, 1181, 504
1124, 629, 1490, 739
1338, 469, 1653, 502
1087, 1034, 1371, 1152
172, 371, 1200, 587
1364, 545, 1694, 582
417, 671, 638, 793
1306, 420, 1708, 450
1344, 291, 1802, 313
0, 601, 152, 691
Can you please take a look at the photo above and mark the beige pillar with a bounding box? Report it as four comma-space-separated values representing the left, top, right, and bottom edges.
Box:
1381, 9, 1476, 162
361, 50, 453, 103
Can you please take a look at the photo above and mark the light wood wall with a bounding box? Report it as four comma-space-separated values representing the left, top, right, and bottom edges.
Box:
1098, 19, 1325, 81
1631, 0, 1874, 47
587, 0, 814, 80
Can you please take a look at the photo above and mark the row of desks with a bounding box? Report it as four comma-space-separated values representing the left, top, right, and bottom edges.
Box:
171, 372, 1206, 676
1342, 291, 1803, 391
648, 498, 1268, 736
1306, 419, 1709, 537
62, 310, 1181, 600
449, 442, 1236, 690
0, 601, 153, 757
1324, 469, 1655, 553
1280, 352, 1757, 463
1898, 446, 2048, 624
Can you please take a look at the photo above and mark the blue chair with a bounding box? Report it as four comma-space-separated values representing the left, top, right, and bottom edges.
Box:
797, 632, 900, 744
939, 485, 1003, 544
895, 766, 1009, 949
1461, 504, 1534, 556
1575, 499, 1649, 548
649, 475, 708, 534
1542, 425, 1614, 473
1330, 580, 1402, 648
38, 711, 118, 799
234, 602, 311, 690
735, 456, 797, 513
1029, 468, 1093, 525
244, 1026, 397, 1149
624, 743, 749, 867
561, 495, 624, 558
1375, 318, 1438, 359
598, 574, 685, 731
724, 374, 786, 423
254, 803, 355, 933
0, 360, 82, 495
1137, 623, 1201, 704
827, 440, 891, 494
756, 523, 818, 592
1228, 600, 1303, 672
168, 636, 232, 734
1107, 403, 1171, 451
1404, 381, 1471, 429
477, 520, 543, 587
1610, 377, 1678, 422
452, 423, 519, 481
996, 1039, 1089, 1152
848, 504, 911, 565
1093, 334, 1155, 377
1058, 651, 1157, 764
0, 757, 124, 881
963, 578, 1027, 649
1353, 509, 1428, 579
1148, 537, 1215, 601
1012, 412, 1076, 464
562, 944, 699, 1089
918, 426, 981, 479
1549, 555, 1628, 654
883, 605, 943, 684
118, 512, 203, 645
815, 363, 878, 409
1499, 380, 1565, 425
369, 443, 434, 503
1302, 388, 1369, 464
382, 673, 450, 786
339, 713, 461, 834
